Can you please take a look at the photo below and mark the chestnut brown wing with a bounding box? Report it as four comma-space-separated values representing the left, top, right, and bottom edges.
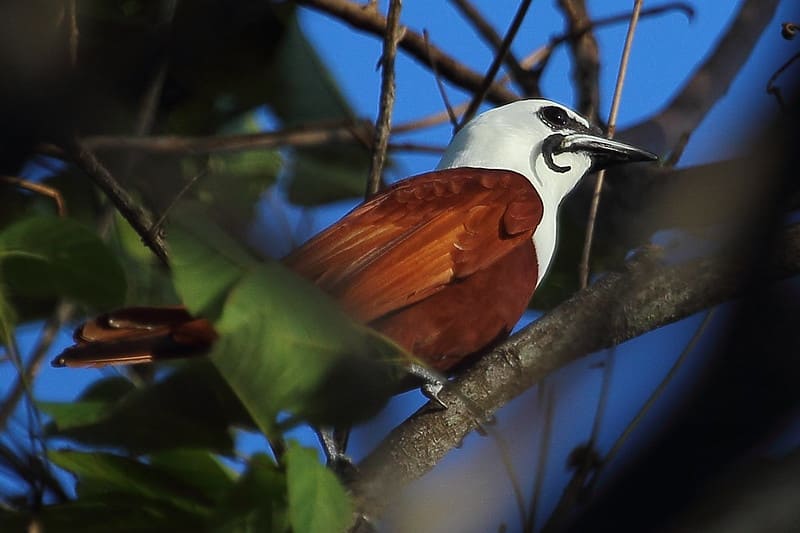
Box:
284, 167, 544, 323
54, 307, 216, 368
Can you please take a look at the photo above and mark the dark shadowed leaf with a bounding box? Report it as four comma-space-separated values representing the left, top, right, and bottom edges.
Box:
43, 363, 249, 455
0, 500, 206, 533
39, 376, 135, 429
148, 449, 236, 504
48, 450, 216, 513
286, 443, 352, 533
0, 216, 126, 309
210, 454, 289, 532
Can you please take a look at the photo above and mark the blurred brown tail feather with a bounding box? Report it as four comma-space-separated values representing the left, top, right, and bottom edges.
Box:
53, 307, 217, 368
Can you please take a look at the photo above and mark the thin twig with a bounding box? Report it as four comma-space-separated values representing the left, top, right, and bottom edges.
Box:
0, 304, 74, 434
295, 0, 519, 105
558, 0, 600, 119
66, 0, 78, 67
458, 0, 534, 131
392, 102, 468, 133
423, 30, 459, 130
70, 140, 169, 266
525, 383, 554, 533
589, 350, 617, 447
349, 223, 800, 522
599, 309, 715, 473
387, 141, 447, 154
0, 336, 31, 434
80, 120, 375, 154
390, 44, 550, 135
766, 50, 800, 111
487, 426, 528, 533
618, 0, 778, 156
366, 0, 403, 198
1, 176, 67, 216
150, 170, 206, 235
578, 0, 645, 289
448, 0, 537, 95
539, 349, 619, 532
535, 3, 692, 112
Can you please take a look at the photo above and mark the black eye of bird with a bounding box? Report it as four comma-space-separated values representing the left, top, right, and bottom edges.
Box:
541, 106, 569, 128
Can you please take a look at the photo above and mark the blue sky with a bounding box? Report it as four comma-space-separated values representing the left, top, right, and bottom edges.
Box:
5, 1, 800, 531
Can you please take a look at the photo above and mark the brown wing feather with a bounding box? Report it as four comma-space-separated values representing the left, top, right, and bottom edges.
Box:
55, 167, 543, 369
285, 167, 543, 323
54, 308, 216, 368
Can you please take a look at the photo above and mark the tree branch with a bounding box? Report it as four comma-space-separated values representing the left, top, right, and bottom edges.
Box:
366, 0, 403, 197
578, 0, 643, 288
80, 120, 376, 155
70, 140, 169, 266
294, 0, 520, 105
557, 0, 600, 121
349, 223, 800, 522
448, 0, 538, 96
458, 0, 533, 129
618, 0, 780, 154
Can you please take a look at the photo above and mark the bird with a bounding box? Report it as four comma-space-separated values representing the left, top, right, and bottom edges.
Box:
53, 99, 657, 377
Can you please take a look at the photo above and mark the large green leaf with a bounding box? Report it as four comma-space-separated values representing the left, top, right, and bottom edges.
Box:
0, 216, 126, 309
169, 205, 258, 319
169, 208, 403, 432
49, 450, 215, 513
148, 449, 236, 505
285, 443, 352, 533
211, 264, 401, 432
43, 363, 249, 455
0, 500, 206, 533
210, 454, 289, 533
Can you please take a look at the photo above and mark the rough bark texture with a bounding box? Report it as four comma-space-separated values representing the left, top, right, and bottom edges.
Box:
349, 223, 800, 521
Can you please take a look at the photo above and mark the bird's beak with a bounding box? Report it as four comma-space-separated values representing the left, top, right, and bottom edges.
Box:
558, 133, 658, 170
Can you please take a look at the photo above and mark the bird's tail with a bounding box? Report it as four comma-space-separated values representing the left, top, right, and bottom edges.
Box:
52, 306, 217, 368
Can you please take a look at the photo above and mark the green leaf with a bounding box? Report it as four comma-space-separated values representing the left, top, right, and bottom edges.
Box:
149, 449, 236, 504
39, 401, 113, 431
167, 207, 403, 432
210, 454, 289, 533
0, 284, 16, 346
285, 443, 352, 533
44, 363, 249, 455
13, 500, 206, 533
212, 263, 401, 433
169, 204, 257, 318
49, 450, 215, 513
0, 216, 126, 309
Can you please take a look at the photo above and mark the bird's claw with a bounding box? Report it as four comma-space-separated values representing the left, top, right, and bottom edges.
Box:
407, 363, 448, 410
421, 380, 447, 409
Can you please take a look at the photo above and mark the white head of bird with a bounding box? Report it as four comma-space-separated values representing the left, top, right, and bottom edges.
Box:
438, 98, 657, 280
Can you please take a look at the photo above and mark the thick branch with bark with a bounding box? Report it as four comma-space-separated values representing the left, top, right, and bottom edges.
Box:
349, 223, 800, 521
